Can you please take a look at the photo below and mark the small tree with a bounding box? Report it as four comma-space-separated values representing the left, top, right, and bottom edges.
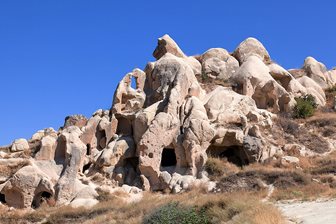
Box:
293, 94, 317, 119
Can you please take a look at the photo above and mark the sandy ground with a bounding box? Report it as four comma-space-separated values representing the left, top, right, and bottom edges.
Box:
277, 199, 336, 224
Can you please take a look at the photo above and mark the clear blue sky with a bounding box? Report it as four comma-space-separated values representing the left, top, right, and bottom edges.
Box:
1, 0, 335, 145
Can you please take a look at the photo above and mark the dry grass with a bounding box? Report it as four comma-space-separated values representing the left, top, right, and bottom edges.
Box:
271, 183, 336, 201
205, 157, 240, 181
275, 116, 330, 153
0, 189, 285, 224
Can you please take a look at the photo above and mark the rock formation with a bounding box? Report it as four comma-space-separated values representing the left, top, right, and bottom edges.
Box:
0, 34, 335, 209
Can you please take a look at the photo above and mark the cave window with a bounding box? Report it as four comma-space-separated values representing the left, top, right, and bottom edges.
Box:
86, 144, 91, 155
207, 145, 249, 167
97, 130, 107, 150
116, 117, 133, 136
54, 136, 66, 164
83, 163, 92, 173
0, 193, 6, 204
31, 191, 52, 209
161, 148, 177, 167
131, 76, 137, 89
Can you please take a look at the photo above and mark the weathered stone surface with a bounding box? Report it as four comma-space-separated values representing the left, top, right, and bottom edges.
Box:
302, 56, 328, 89
233, 37, 271, 64
64, 114, 88, 128
231, 56, 295, 113
11, 139, 29, 152
1, 34, 335, 209
297, 76, 326, 106
153, 34, 186, 60
1, 165, 54, 208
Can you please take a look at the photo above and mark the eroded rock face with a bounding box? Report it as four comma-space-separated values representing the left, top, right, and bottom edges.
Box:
1, 34, 334, 209
231, 55, 295, 113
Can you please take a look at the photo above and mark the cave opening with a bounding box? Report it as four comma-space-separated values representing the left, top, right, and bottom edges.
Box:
86, 144, 91, 155
0, 193, 6, 204
207, 145, 249, 167
160, 148, 177, 167
54, 136, 66, 164
116, 116, 133, 136
83, 162, 92, 173
31, 191, 52, 209
131, 76, 137, 89
96, 130, 107, 150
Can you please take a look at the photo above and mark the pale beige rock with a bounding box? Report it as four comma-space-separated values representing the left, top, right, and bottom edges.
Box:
281, 156, 300, 164
297, 76, 326, 106
64, 114, 88, 128
303, 56, 328, 89
233, 37, 271, 64
232, 56, 295, 113
11, 139, 29, 152
201, 48, 231, 62
153, 34, 186, 60
1, 165, 54, 208
35, 136, 57, 160
112, 69, 146, 114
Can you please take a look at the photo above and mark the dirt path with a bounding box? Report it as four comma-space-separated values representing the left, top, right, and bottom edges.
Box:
276, 199, 336, 224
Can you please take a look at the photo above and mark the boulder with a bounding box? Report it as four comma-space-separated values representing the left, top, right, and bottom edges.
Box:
233, 37, 271, 64
153, 34, 186, 60
63, 114, 88, 128
11, 139, 29, 152
302, 57, 328, 89
231, 56, 295, 113
1, 165, 54, 208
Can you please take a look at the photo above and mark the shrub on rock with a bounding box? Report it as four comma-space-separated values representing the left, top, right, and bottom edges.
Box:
143, 202, 209, 224
293, 94, 317, 118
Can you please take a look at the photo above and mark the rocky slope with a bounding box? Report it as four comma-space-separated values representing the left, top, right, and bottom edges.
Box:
0, 34, 335, 210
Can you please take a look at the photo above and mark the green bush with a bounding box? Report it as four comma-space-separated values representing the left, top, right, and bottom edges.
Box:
143, 202, 210, 224
293, 94, 317, 118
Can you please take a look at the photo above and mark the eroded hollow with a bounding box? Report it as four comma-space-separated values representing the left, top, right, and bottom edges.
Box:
54, 136, 66, 164
96, 130, 107, 150
0, 193, 6, 204
207, 145, 250, 166
86, 144, 91, 155
161, 148, 177, 167
31, 191, 52, 209
83, 162, 92, 173
116, 116, 133, 136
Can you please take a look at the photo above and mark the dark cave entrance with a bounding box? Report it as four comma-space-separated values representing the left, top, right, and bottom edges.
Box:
0, 193, 6, 204
83, 162, 92, 173
207, 145, 250, 167
31, 191, 52, 209
161, 148, 177, 167
86, 144, 91, 155
97, 130, 107, 150
54, 136, 66, 164
116, 116, 133, 136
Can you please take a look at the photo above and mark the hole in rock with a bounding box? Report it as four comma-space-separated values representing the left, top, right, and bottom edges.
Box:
96, 130, 107, 150
207, 145, 249, 167
125, 157, 139, 169
83, 162, 92, 173
161, 148, 177, 167
54, 136, 66, 164
116, 117, 133, 136
86, 144, 91, 155
31, 191, 52, 209
0, 193, 6, 204
131, 76, 137, 89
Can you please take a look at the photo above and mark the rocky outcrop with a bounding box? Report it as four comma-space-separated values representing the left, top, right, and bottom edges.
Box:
233, 37, 271, 64
0, 34, 335, 209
